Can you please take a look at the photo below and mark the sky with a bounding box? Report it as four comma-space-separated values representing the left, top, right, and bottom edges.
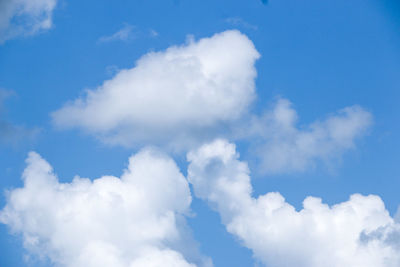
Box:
0, 0, 399, 266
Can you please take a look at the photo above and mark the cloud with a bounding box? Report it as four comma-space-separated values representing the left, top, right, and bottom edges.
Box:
52, 30, 260, 150
0, 89, 39, 145
53, 31, 370, 174
0, 0, 57, 43
0, 150, 212, 267
242, 98, 372, 174
187, 139, 400, 267
0, 120, 38, 145
98, 24, 135, 43
149, 29, 159, 38
225, 17, 258, 30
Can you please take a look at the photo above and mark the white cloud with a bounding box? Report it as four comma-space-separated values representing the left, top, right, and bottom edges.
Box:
225, 17, 258, 30
243, 98, 372, 174
149, 29, 159, 38
98, 24, 135, 43
0, 150, 211, 267
0, 0, 57, 43
52, 29, 371, 173
52, 30, 260, 150
187, 139, 400, 267
53, 30, 371, 175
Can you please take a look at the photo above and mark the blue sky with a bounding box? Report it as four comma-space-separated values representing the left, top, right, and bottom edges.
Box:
0, 0, 399, 266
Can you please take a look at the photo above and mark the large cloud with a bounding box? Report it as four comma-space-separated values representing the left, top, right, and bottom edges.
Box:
187, 139, 400, 267
51, 29, 371, 171
52, 30, 260, 150
0, 0, 57, 43
0, 150, 211, 267
243, 98, 372, 174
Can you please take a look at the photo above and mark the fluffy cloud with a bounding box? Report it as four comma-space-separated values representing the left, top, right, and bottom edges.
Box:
0, 150, 211, 267
52, 30, 260, 150
187, 139, 400, 267
244, 98, 372, 174
52, 30, 371, 173
0, 0, 57, 43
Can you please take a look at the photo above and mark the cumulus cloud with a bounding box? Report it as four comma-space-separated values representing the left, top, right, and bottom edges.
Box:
243, 98, 372, 174
187, 139, 400, 267
53, 30, 371, 174
52, 30, 371, 174
0, 150, 211, 267
0, 0, 57, 43
52, 30, 260, 150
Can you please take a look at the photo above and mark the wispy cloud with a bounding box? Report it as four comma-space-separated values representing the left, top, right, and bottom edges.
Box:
149, 29, 159, 38
0, 0, 58, 44
225, 17, 258, 30
105, 65, 120, 77
0, 89, 39, 146
98, 24, 135, 43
